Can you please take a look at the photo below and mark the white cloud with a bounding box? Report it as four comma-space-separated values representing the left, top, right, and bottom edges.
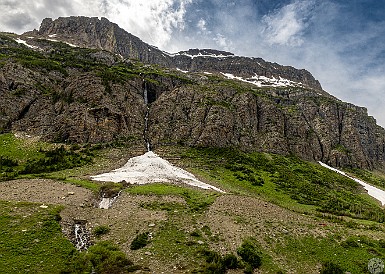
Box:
197, 18, 207, 31
262, 0, 315, 46
214, 33, 232, 51
0, 0, 192, 49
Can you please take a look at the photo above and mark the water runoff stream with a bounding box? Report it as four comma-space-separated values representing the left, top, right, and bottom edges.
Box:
96, 80, 151, 210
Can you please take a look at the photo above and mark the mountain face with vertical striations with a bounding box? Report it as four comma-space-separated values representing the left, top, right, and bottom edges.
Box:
1, 16, 385, 170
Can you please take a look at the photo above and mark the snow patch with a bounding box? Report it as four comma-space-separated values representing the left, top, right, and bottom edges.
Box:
46, 38, 78, 47
14, 38, 38, 49
319, 162, 385, 206
178, 52, 234, 59
91, 151, 225, 193
176, 68, 189, 73
221, 73, 304, 88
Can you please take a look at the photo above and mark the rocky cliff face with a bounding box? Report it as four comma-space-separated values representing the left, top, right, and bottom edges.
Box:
147, 77, 385, 169
32, 16, 321, 91
1, 16, 385, 170
35, 17, 173, 67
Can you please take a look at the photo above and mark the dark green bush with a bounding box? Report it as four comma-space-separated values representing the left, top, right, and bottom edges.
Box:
62, 241, 140, 274
237, 241, 262, 269
341, 237, 359, 248
200, 250, 226, 274
0, 156, 18, 168
93, 225, 111, 237
320, 261, 344, 274
130, 232, 149, 250
21, 146, 93, 174
200, 249, 241, 273
190, 230, 202, 237
87, 242, 136, 273
223, 253, 239, 269
202, 250, 222, 264
204, 262, 226, 274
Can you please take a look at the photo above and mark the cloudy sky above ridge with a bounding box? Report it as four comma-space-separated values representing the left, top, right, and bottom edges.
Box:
1, 0, 385, 126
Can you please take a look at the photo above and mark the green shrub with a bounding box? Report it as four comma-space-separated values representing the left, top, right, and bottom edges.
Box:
21, 145, 93, 174
341, 237, 360, 248
204, 262, 226, 274
223, 253, 239, 269
201, 250, 226, 274
190, 230, 202, 237
237, 240, 262, 269
200, 249, 241, 273
244, 264, 254, 274
62, 241, 140, 273
130, 232, 150, 250
202, 250, 222, 264
320, 261, 344, 274
0, 156, 18, 168
93, 225, 111, 237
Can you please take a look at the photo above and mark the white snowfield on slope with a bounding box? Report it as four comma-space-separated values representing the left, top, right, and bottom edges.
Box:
319, 162, 385, 206
91, 151, 225, 193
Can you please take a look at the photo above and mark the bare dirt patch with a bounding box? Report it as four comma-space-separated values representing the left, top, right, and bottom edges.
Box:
0, 179, 94, 206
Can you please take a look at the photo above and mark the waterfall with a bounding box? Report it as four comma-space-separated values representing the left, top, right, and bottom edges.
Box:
143, 81, 151, 151
98, 190, 122, 209
73, 222, 90, 250
144, 82, 148, 105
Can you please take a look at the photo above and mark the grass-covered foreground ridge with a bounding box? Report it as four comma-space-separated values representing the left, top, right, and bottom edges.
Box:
0, 133, 385, 273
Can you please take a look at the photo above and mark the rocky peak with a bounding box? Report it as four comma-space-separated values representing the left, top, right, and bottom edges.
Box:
36, 16, 172, 66
32, 16, 321, 90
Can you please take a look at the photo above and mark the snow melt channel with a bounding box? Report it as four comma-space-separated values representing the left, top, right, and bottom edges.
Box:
91, 151, 224, 193
319, 162, 385, 206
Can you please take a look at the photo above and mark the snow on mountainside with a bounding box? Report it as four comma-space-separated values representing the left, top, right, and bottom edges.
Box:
221, 72, 305, 88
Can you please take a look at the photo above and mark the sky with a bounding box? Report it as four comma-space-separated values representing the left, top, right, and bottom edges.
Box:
1, 0, 385, 127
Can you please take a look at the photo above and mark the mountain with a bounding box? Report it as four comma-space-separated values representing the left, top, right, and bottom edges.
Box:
2, 16, 385, 274
1, 16, 385, 170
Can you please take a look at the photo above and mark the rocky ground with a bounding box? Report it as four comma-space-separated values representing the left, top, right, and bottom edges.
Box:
0, 178, 339, 273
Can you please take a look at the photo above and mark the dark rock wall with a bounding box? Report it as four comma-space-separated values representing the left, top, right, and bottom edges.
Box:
148, 83, 385, 170
0, 63, 145, 144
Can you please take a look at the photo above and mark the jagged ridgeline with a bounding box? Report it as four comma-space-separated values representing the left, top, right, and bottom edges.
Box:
1, 16, 385, 170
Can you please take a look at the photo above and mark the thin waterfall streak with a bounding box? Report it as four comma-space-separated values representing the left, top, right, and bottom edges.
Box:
144, 82, 148, 104
74, 223, 89, 250
143, 81, 151, 151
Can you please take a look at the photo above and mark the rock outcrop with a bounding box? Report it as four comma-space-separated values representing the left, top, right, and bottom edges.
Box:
31, 16, 321, 91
